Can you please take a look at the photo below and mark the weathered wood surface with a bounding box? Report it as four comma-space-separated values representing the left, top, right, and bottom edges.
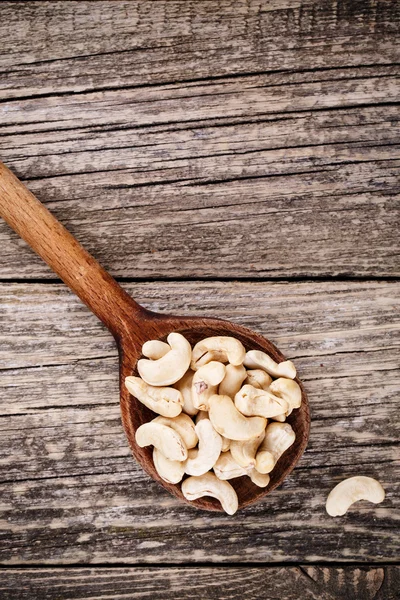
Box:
0, 1, 399, 279
1, 1, 399, 99
1, 102, 398, 279
0, 282, 398, 564
0, 566, 399, 600
1, 0, 399, 589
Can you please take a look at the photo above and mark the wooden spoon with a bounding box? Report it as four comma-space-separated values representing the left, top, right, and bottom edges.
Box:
0, 162, 310, 512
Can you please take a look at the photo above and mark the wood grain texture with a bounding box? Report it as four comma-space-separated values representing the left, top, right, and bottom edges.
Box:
0, 566, 399, 600
0, 0, 399, 100
0, 281, 398, 563
0, 1, 399, 279
1, 0, 399, 576
0, 131, 398, 278
2, 68, 400, 134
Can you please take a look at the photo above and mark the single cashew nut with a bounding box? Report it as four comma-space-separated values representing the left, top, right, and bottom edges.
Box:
185, 419, 223, 476
255, 422, 295, 474
244, 350, 296, 379
153, 448, 185, 484
138, 332, 191, 386
214, 451, 252, 480
219, 364, 247, 398
230, 431, 265, 468
125, 376, 183, 418
269, 378, 302, 411
174, 369, 198, 416
249, 469, 270, 488
193, 350, 228, 369
191, 337, 246, 370
142, 340, 170, 360
153, 413, 198, 449
244, 369, 273, 390
269, 377, 301, 422
209, 394, 267, 441
192, 361, 226, 410
136, 422, 187, 461
326, 476, 385, 517
182, 472, 238, 515
235, 384, 289, 418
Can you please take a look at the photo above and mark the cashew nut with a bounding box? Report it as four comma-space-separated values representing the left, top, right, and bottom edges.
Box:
184, 419, 223, 476
191, 337, 246, 370
153, 448, 185, 484
192, 361, 226, 410
244, 350, 296, 379
214, 451, 252, 480
153, 414, 198, 449
326, 476, 385, 517
125, 376, 183, 418
244, 369, 273, 390
234, 384, 288, 418
230, 432, 265, 468
209, 394, 267, 441
195, 410, 208, 423
134, 331, 301, 512
269, 378, 302, 411
219, 364, 247, 398
142, 340, 170, 360
249, 469, 270, 488
221, 436, 231, 452
255, 422, 295, 474
192, 350, 228, 369
268, 378, 302, 422
182, 472, 238, 515
271, 413, 287, 423
174, 369, 198, 416
196, 407, 230, 449
138, 332, 191, 386
136, 422, 188, 461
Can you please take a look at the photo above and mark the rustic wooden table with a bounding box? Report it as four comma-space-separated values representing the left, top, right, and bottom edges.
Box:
0, 1, 399, 598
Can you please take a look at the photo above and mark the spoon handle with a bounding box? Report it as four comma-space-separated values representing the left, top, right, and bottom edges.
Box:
0, 162, 147, 339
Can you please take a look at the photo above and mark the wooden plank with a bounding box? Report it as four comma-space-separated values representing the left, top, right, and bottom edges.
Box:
1, 172, 398, 280
2, 69, 400, 134
0, 101, 399, 278
2, 104, 399, 181
0, 566, 399, 600
0, 281, 398, 564
1, 1, 399, 281
0, 0, 399, 99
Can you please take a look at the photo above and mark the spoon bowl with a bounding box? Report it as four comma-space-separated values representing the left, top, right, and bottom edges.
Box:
119, 310, 310, 512
0, 161, 310, 513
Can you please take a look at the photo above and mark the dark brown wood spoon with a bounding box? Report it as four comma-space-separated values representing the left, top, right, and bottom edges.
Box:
0, 162, 310, 512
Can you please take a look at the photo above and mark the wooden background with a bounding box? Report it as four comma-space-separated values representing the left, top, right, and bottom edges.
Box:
0, 1, 399, 598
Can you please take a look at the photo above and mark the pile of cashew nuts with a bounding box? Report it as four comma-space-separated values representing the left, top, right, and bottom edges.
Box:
125, 333, 302, 515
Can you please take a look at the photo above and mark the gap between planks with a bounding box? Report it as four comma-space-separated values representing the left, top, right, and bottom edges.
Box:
0, 276, 399, 284
0, 561, 399, 568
